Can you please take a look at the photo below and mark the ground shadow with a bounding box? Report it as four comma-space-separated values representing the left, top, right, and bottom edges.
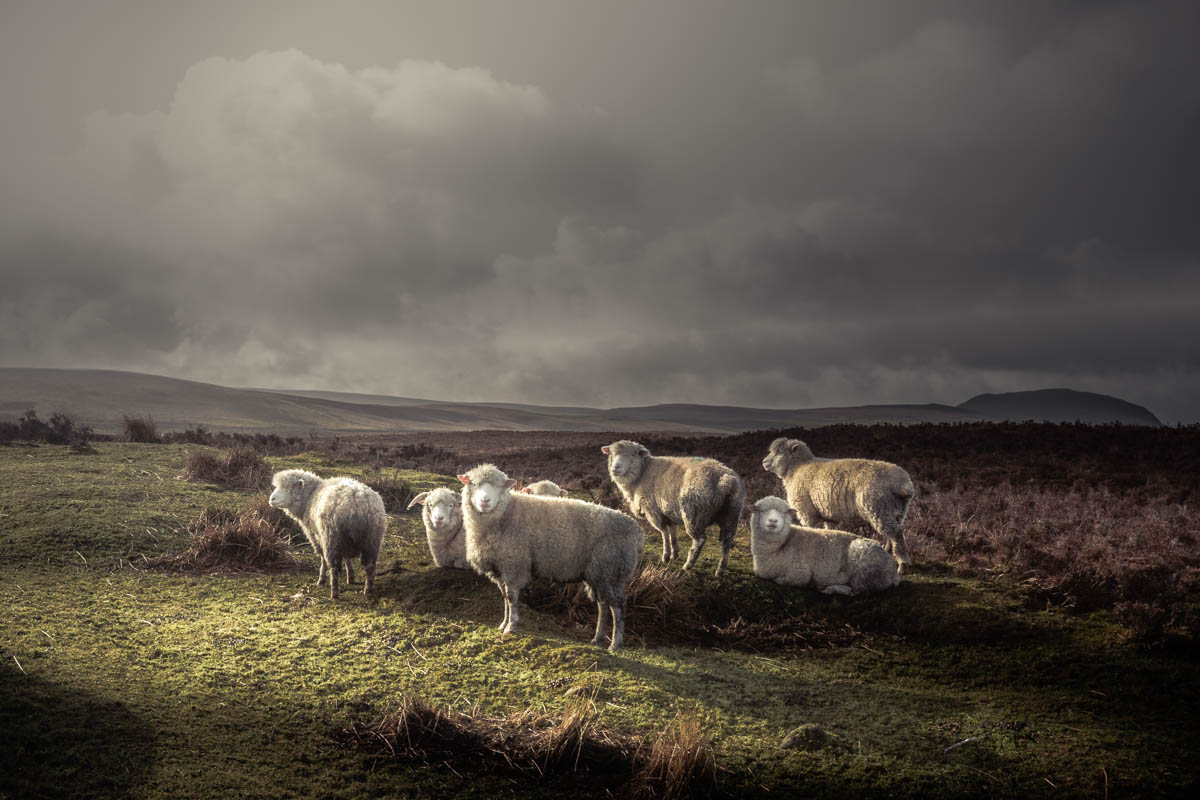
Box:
0, 665, 156, 799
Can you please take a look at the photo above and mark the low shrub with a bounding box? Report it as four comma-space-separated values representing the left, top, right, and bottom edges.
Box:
147, 496, 299, 574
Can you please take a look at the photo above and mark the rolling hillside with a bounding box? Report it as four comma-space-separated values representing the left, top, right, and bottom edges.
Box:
0, 367, 1163, 434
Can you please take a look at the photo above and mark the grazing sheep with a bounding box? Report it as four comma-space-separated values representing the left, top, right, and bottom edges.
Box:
459, 463, 643, 651
762, 437, 916, 574
407, 487, 467, 569
522, 480, 568, 497
268, 469, 386, 599
602, 440, 744, 577
748, 496, 900, 595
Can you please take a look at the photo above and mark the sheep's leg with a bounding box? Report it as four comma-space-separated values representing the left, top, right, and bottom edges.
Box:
820, 584, 852, 596
502, 584, 521, 634
889, 531, 911, 575
591, 599, 612, 647
314, 544, 328, 586
645, 514, 675, 564
344, 561, 356, 585
327, 547, 341, 600
608, 602, 625, 652
497, 584, 511, 631
361, 554, 376, 595
680, 524, 707, 572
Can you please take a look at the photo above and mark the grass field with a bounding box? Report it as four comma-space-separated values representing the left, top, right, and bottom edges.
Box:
1, 442, 1197, 798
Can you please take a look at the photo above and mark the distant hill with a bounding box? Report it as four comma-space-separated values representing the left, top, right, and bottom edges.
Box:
958, 388, 1161, 426
0, 367, 1164, 433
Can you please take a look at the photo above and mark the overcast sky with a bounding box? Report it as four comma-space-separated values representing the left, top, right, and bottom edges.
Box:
2, 1, 1198, 421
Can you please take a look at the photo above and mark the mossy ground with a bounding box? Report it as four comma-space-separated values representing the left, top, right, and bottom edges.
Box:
1, 443, 1196, 798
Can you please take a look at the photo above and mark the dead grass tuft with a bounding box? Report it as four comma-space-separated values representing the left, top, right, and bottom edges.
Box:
182, 447, 272, 490
147, 496, 300, 574
628, 709, 718, 799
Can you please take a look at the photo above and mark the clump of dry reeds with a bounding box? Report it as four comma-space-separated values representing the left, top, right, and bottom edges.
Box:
345, 692, 721, 797
148, 496, 299, 574
182, 447, 272, 490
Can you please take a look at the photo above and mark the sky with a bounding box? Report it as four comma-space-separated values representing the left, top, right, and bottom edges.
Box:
2, 1, 1198, 421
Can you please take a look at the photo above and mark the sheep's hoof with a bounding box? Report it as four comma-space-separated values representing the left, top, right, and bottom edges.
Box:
329, 591, 339, 600
607, 642, 622, 652
589, 636, 604, 646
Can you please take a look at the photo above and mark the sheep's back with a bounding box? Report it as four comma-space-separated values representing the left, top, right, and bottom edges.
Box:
309, 479, 386, 551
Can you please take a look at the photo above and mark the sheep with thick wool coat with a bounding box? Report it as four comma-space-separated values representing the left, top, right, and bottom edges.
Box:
522, 480, 568, 497
407, 487, 467, 569
603, 440, 744, 577
459, 463, 643, 651
762, 437, 916, 573
268, 469, 386, 599
749, 495, 901, 595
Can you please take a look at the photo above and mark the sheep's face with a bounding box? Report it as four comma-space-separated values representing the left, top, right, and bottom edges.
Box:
458, 464, 517, 514
750, 496, 797, 538
410, 488, 461, 530
269, 470, 313, 511
603, 441, 649, 481
762, 438, 813, 477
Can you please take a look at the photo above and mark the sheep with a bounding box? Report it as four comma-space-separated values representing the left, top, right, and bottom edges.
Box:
762, 437, 916, 574
602, 440, 744, 577
748, 495, 901, 595
522, 480, 568, 497
459, 463, 644, 651
268, 469, 386, 599
407, 487, 467, 569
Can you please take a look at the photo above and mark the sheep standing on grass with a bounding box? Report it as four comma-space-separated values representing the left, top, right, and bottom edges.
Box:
522, 480, 568, 497
748, 496, 900, 595
268, 469, 386, 599
603, 440, 744, 577
762, 437, 916, 574
407, 487, 467, 569
459, 463, 643, 651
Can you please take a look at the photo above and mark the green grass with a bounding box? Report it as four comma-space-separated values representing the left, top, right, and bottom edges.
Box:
1, 443, 1197, 798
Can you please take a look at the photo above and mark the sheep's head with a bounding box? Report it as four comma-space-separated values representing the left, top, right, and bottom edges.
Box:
523, 480, 568, 497
269, 469, 319, 511
603, 440, 650, 481
458, 464, 517, 514
749, 495, 799, 538
408, 487, 462, 530
762, 438, 815, 477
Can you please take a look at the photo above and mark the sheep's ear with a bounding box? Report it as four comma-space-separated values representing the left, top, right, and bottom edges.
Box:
559, 489, 568, 497
520, 487, 531, 493
504, 478, 519, 489
407, 491, 429, 509
638, 446, 650, 457
457, 474, 469, 485
601, 446, 610, 455
788, 441, 803, 452
788, 507, 801, 523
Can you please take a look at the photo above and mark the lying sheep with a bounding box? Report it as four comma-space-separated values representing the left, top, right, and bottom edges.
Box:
459, 463, 643, 651
268, 469, 386, 599
603, 440, 744, 576
762, 437, 916, 574
407, 487, 467, 569
522, 480, 568, 497
748, 495, 900, 595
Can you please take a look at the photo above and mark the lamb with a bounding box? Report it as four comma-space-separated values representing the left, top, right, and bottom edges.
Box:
268, 469, 386, 599
762, 437, 916, 574
459, 463, 644, 651
407, 487, 467, 569
522, 480, 568, 497
602, 440, 744, 577
748, 495, 900, 595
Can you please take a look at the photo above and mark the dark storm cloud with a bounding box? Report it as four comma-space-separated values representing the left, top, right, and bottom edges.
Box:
0, 1, 1197, 420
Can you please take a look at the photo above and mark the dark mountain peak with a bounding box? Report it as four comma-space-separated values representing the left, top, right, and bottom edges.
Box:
958, 388, 1161, 426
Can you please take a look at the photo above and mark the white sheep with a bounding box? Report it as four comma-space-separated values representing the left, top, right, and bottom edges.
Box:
459, 463, 644, 651
748, 495, 900, 595
522, 480, 568, 497
602, 440, 744, 577
762, 437, 916, 573
407, 487, 467, 569
268, 469, 386, 599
